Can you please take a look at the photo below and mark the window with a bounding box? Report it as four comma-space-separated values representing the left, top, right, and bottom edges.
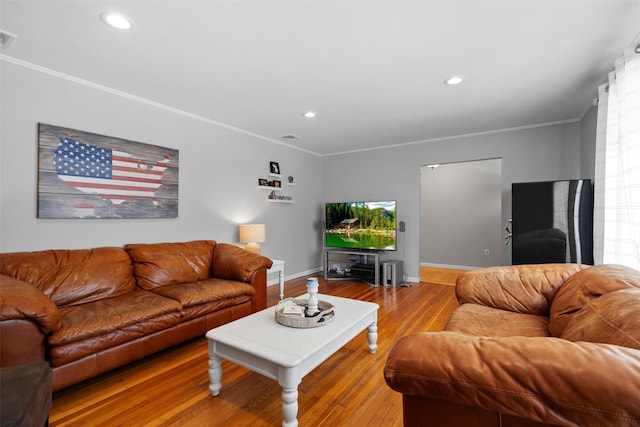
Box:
594, 37, 640, 270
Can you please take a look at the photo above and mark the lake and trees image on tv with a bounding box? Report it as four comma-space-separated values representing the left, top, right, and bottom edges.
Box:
325, 201, 397, 251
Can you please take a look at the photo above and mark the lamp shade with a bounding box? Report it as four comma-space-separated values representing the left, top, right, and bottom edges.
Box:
239, 224, 266, 254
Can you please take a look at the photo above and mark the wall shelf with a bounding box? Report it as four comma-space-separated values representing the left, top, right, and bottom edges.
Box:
259, 162, 293, 204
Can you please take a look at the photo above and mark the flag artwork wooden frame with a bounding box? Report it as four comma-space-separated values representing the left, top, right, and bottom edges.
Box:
37, 123, 179, 219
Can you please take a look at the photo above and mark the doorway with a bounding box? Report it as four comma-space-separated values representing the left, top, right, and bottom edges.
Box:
420, 158, 502, 270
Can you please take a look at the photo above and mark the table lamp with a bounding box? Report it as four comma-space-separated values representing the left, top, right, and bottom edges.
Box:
239, 224, 266, 254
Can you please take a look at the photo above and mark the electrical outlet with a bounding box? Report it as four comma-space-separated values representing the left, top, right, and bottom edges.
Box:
484, 249, 490, 256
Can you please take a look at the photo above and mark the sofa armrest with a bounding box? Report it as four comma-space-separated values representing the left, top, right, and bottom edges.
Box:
384, 332, 640, 426
212, 244, 273, 311
0, 319, 47, 367
456, 264, 587, 315
0, 274, 61, 333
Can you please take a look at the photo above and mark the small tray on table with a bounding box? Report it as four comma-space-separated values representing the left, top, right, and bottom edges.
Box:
275, 297, 335, 328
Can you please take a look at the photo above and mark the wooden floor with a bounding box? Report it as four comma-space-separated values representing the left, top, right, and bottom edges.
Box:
49, 272, 461, 427
419, 265, 466, 285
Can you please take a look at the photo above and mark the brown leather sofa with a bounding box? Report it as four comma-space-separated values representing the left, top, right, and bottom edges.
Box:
384, 263, 640, 427
0, 240, 272, 391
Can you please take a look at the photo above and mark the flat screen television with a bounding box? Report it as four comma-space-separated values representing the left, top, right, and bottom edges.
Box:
325, 201, 397, 251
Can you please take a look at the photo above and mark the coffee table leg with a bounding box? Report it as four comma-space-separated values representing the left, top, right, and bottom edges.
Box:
279, 269, 285, 300
367, 321, 378, 354
279, 366, 301, 427
208, 351, 222, 396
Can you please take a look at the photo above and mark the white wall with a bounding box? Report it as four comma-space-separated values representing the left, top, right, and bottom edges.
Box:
0, 60, 324, 279
421, 158, 502, 269
1, 57, 595, 283
323, 121, 583, 280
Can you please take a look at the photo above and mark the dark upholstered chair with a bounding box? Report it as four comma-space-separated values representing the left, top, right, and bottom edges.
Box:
1, 362, 52, 427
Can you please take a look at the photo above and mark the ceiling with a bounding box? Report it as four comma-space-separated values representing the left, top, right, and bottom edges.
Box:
1, 1, 639, 156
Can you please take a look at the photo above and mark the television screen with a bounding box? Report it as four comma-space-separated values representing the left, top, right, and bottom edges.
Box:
325, 201, 397, 251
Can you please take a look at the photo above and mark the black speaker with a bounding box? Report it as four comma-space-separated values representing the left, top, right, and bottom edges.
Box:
399, 221, 405, 232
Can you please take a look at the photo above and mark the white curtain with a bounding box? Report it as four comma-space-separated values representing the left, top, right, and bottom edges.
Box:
593, 35, 640, 270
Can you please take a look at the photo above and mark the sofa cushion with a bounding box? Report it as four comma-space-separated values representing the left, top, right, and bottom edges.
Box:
0, 247, 135, 308
560, 288, 640, 350
445, 303, 551, 337
549, 265, 640, 336
126, 240, 216, 290
48, 290, 182, 346
151, 278, 255, 308
49, 310, 183, 368
456, 264, 585, 316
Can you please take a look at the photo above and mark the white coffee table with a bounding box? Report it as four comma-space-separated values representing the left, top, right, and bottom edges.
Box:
206, 293, 379, 427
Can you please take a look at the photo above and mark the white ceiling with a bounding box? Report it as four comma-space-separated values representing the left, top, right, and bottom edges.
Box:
1, 1, 639, 156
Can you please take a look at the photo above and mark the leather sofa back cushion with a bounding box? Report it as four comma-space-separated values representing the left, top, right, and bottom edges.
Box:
456, 264, 585, 316
125, 240, 216, 290
560, 288, 640, 350
0, 248, 135, 307
549, 264, 640, 336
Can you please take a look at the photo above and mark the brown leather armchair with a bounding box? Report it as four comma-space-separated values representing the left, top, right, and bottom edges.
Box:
384, 264, 640, 427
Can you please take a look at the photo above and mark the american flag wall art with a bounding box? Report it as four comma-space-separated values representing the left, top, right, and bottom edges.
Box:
38, 124, 179, 218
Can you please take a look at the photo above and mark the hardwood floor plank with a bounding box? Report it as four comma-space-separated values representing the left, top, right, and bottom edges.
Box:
420, 265, 466, 285
50, 272, 459, 426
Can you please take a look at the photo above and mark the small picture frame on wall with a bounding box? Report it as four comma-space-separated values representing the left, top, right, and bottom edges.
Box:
259, 179, 268, 186
274, 180, 281, 188
270, 161, 280, 175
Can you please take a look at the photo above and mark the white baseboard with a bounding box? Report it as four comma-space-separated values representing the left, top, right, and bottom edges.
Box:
267, 267, 323, 286
269, 268, 419, 286
420, 262, 478, 271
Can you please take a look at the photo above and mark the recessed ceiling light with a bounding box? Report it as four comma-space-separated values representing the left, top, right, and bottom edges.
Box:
444, 76, 465, 85
100, 12, 134, 30
303, 111, 317, 119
